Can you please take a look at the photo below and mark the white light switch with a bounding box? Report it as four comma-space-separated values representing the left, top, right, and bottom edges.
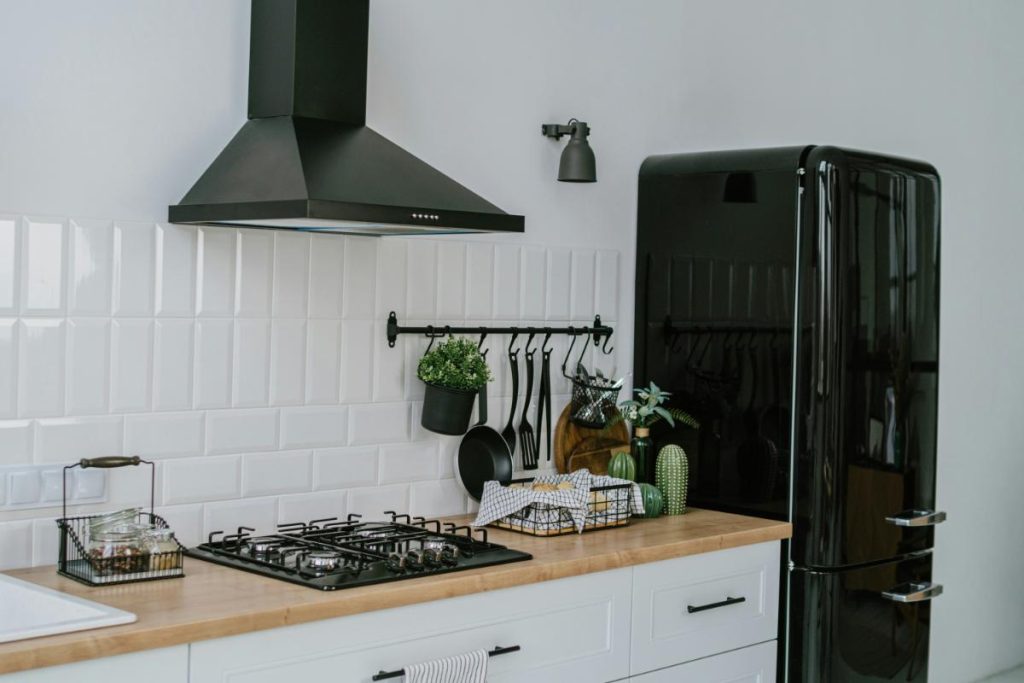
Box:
9, 471, 41, 505
75, 469, 106, 499
40, 469, 63, 503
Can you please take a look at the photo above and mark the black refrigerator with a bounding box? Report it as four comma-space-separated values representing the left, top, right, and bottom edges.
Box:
633, 146, 944, 682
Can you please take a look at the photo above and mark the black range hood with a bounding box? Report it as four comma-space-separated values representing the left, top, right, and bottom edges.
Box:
169, 0, 524, 236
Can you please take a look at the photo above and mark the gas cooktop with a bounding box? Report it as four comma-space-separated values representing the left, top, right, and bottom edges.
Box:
185, 511, 532, 590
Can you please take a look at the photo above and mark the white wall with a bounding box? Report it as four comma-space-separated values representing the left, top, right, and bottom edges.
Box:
0, 1, 1021, 681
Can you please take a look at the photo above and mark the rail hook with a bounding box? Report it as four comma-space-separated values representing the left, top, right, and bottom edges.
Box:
477, 329, 489, 359
599, 332, 614, 355
541, 329, 554, 354
561, 329, 578, 378
507, 331, 520, 357
524, 332, 537, 357
425, 325, 437, 354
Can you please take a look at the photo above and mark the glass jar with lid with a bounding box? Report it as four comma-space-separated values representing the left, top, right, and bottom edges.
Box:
142, 528, 182, 571
88, 525, 146, 575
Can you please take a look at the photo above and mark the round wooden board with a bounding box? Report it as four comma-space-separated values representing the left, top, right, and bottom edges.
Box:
553, 403, 630, 473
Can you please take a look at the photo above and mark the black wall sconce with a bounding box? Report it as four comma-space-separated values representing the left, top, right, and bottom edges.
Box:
541, 118, 596, 182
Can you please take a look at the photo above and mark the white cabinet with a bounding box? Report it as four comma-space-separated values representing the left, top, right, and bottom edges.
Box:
190, 567, 633, 683
0, 645, 187, 683
630, 541, 779, 675
627, 641, 776, 682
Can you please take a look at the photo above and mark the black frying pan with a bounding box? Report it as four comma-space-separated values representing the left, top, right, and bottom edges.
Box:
458, 387, 513, 501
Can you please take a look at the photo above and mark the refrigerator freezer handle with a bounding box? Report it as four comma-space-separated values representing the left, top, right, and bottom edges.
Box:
885, 509, 948, 527
881, 581, 944, 603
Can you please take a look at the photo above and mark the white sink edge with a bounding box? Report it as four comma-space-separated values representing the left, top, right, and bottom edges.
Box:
0, 574, 137, 644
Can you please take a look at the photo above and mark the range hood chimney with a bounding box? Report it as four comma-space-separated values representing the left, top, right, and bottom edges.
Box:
169, 0, 524, 236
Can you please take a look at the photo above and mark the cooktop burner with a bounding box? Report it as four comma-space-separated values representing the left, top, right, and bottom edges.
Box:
186, 511, 532, 590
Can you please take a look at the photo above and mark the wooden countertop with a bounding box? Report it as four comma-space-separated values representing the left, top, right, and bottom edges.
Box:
0, 509, 790, 675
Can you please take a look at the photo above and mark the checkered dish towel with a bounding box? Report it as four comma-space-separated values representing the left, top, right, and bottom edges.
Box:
472, 469, 644, 533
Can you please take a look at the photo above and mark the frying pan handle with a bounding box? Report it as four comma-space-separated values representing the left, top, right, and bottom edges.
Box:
477, 387, 488, 426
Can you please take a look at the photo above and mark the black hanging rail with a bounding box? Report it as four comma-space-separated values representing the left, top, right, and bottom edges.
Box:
372, 645, 521, 681
386, 312, 614, 351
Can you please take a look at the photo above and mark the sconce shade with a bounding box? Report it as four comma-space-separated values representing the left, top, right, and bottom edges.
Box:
557, 123, 596, 182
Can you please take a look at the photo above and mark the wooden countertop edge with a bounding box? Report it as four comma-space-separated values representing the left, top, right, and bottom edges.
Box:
0, 514, 791, 675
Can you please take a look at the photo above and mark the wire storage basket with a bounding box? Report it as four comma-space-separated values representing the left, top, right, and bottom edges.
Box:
56, 457, 185, 586
491, 477, 634, 536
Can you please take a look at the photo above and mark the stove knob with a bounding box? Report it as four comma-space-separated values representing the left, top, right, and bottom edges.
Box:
422, 548, 442, 568
386, 552, 405, 573
439, 548, 459, 566
404, 550, 424, 571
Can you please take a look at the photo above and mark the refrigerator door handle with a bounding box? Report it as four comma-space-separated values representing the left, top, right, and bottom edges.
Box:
885, 509, 947, 527
881, 581, 943, 603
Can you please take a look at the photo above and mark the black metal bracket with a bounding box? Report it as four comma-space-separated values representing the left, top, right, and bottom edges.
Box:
372, 645, 521, 681
386, 312, 613, 352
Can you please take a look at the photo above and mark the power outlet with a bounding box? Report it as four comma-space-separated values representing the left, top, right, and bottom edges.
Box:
0, 465, 108, 511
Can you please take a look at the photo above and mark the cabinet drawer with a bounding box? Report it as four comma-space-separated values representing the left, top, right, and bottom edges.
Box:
627, 640, 776, 682
630, 541, 779, 674
190, 567, 631, 683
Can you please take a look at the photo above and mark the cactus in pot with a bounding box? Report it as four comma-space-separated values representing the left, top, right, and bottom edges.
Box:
655, 444, 689, 515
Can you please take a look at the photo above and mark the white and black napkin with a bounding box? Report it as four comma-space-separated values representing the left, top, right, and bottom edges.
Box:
403, 648, 488, 683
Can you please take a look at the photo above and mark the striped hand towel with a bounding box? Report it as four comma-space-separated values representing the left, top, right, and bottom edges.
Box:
404, 648, 488, 683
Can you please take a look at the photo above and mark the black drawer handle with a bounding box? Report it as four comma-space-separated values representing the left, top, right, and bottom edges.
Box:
687, 596, 746, 614
372, 645, 520, 681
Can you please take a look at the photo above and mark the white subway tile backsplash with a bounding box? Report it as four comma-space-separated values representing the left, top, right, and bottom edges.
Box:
545, 248, 572, 320
0, 320, 14, 417
342, 237, 377, 319
410, 479, 467, 517
348, 402, 410, 445
314, 446, 378, 490
308, 235, 344, 318
35, 416, 123, 463
570, 249, 596, 320
0, 209, 628, 570
153, 320, 194, 411
68, 219, 113, 316
110, 319, 153, 413
436, 242, 466, 319
347, 484, 409, 518
269, 319, 306, 405
242, 450, 313, 497
0, 421, 33, 465
494, 245, 521, 319
405, 240, 437, 319
206, 408, 279, 454
125, 412, 204, 459
0, 521, 32, 570
339, 320, 373, 403
204, 497, 278, 537
21, 217, 66, 314
375, 239, 407, 318
155, 223, 197, 316
17, 319, 65, 417
596, 250, 619, 320
520, 246, 546, 319
0, 217, 17, 313
272, 232, 310, 317
235, 229, 274, 317
306, 319, 341, 404
113, 221, 155, 316
465, 243, 495, 319
232, 319, 271, 406
195, 319, 233, 408
66, 319, 110, 414
196, 227, 236, 316
380, 442, 439, 484
164, 455, 241, 504
278, 489, 347, 524
280, 406, 347, 449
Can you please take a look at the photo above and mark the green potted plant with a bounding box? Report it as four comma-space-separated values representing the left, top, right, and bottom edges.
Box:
617, 382, 698, 483
418, 337, 493, 435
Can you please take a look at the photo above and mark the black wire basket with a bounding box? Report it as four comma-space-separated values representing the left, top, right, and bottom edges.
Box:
56, 457, 185, 586
491, 477, 634, 536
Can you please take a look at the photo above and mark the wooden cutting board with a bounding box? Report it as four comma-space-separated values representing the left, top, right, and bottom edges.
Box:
553, 403, 630, 473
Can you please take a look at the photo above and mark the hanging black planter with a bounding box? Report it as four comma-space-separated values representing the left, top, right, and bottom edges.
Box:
421, 382, 478, 435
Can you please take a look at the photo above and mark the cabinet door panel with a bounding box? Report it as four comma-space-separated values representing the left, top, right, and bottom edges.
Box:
628, 641, 776, 682
631, 541, 779, 674
0, 645, 187, 683
190, 567, 632, 683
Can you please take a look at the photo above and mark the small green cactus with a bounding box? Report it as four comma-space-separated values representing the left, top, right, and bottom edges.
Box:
655, 444, 689, 515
